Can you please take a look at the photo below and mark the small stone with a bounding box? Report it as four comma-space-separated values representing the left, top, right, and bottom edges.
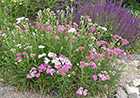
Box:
115, 89, 127, 98
128, 93, 138, 98
127, 80, 131, 83
138, 69, 140, 74
129, 60, 140, 67
124, 84, 139, 96
132, 79, 140, 87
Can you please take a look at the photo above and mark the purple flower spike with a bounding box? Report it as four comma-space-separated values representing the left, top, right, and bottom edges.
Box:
7, 6, 10, 16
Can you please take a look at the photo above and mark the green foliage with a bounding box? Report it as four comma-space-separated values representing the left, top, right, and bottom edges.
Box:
0, 8, 136, 97
0, 0, 139, 97
116, 0, 140, 11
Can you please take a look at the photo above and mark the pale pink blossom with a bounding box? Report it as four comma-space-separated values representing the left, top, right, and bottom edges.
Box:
85, 15, 90, 18
85, 56, 89, 59
72, 71, 76, 75
89, 51, 93, 54
107, 56, 113, 59
70, 40, 75, 43
121, 38, 129, 45
65, 36, 69, 39
101, 40, 107, 44
129, 57, 134, 60
30, 53, 35, 57
36, 73, 40, 78
27, 74, 32, 78
36, 22, 40, 26
0, 30, 3, 33
92, 75, 97, 80
55, 36, 60, 39
90, 27, 96, 31
47, 23, 51, 26
80, 61, 87, 67
113, 34, 120, 38
22, 52, 27, 55
104, 84, 108, 89
96, 41, 101, 46
121, 53, 127, 58
78, 46, 84, 50
83, 89, 88, 96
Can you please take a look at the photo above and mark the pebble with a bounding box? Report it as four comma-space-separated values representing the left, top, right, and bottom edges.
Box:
124, 84, 139, 96
132, 79, 140, 87
115, 89, 127, 98
128, 93, 138, 98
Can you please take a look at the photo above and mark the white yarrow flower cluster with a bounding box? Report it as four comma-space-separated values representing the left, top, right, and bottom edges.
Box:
16, 17, 29, 24
15, 44, 22, 48
38, 53, 46, 58
38, 45, 45, 48
46, 52, 72, 69
44, 57, 50, 64
48, 52, 57, 58
98, 26, 107, 31
68, 28, 77, 34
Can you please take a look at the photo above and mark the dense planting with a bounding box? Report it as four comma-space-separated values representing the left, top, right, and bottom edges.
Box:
0, 0, 140, 98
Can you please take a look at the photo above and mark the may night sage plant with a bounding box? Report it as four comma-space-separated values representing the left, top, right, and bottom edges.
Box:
56, 0, 140, 50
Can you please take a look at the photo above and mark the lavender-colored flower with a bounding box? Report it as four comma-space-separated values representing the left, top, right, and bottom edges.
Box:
7, 6, 9, 16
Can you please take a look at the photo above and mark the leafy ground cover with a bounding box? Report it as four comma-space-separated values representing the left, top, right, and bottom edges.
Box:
0, 0, 140, 98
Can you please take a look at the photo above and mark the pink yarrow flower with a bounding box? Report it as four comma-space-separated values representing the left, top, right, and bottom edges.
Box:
101, 40, 107, 44
96, 41, 101, 46
78, 46, 84, 50
72, 71, 76, 75
55, 36, 60, 39
65, 36, 69, 39
108, 56, 113, 59
36, 73, 40, 78
90, 27, 96, 31
80, 61, 88, 67
85, 15, 90, 18
108, 50, 118, 55
17, 53, 22, 56
129, 57, 134, 60
22, 52, 27, 55
47, 23, 51, 26
16, 57, 21, 60
89, 51, 93, 54
36, 22, 40, 26
30, 53, 35, 57
0, 30, 3, 33
76, 87, 87, 96
104, 84, 108, 89
121, 38, 129, 45
70, 40, 75, 43
113, 34, 120, 38
92, 75, 97, 80
85, 56, 89, 60
27, 74, 32, 78
97, 33, 103, 36
121, 53, 127, 58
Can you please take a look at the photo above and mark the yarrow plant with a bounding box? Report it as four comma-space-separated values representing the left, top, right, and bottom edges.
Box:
0, 7, 136, 98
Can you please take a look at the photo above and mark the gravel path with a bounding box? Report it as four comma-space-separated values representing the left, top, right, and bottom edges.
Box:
0, 54, 140, 98
0, 82, 56, 98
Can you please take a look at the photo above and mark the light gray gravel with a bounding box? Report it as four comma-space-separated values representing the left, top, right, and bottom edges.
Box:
0, 82, 56, 98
